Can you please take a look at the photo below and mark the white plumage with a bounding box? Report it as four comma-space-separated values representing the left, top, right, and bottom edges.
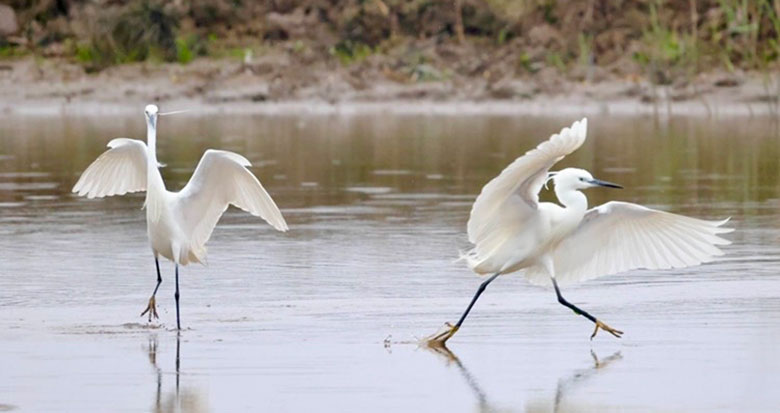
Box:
463, 117, 731, 283
429, 117, 732, 344
464, 118, 591, 277
73, 138, 148, 198
523, 202, 731, 286
176, 149, 287, 264
72, 104, 287, 329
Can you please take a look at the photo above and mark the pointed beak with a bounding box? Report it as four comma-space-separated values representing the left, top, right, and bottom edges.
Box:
159, 109, 191, 116
589, 178, 623, 189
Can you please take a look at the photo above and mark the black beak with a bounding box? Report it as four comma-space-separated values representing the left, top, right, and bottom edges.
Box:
589, 178, 623, 189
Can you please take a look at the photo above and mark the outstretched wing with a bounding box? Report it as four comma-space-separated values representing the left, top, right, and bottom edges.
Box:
525, 201, 733, 286
72, 138, 148, 198
176, 150, 287, 260
465, 118, 588, 272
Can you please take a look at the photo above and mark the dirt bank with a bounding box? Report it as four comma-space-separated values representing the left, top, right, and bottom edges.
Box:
2, 1, 780, 117
1, 52, 779, 117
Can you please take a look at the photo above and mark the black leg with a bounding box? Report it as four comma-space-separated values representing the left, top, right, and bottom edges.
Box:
175, 264, 181, 330
552, 278, 623, 339
552, 278, 597, 323
427, 273, 501, 344
455, 273, 500, 328
141, 257, 163, 320
175, 331, 181, 392
152, 257, 162, 296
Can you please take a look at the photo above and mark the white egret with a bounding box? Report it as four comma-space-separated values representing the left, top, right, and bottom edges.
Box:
428, 118, 732, 344
72, 104, 288, 329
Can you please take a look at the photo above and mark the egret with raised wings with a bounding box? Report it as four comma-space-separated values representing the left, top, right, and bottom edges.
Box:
428, 118, 731, 344
73, 104, 288, 330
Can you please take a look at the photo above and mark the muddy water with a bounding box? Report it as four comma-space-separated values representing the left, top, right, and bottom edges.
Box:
1, 112, 779, 412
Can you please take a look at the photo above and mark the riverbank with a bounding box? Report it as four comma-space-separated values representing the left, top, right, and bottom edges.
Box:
2, 53, 780, 118
4, 1, 780, 118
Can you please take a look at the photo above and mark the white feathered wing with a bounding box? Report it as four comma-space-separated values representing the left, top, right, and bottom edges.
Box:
72, 138, 148, 198
464, 118, 588, 274
524, 202, 733, 286
175, 149, 287, 264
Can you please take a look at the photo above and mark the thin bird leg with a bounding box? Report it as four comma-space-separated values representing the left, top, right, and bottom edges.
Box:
427, 273, 500, 345
551, 278, 623, 339
174, 264, 181, 330
141, 257, 163, 321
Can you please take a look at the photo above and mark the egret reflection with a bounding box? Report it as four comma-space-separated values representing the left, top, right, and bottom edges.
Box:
423, 343, 622, 412
551, 351, 623, 413
146, 334, 208, 413
423, 344, 491, 411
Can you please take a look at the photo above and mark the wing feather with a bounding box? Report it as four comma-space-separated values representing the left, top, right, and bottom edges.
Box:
72, 138, 148, 198
535, 201, 733, 286
468, 118, 587, 243
642, 220, 671, 266
465, 118, 588, 272
176, 149, 287, 262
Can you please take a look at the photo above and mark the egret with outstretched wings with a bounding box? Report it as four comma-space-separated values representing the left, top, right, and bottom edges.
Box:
73, 105, 287, 329
428, 118, 731, 344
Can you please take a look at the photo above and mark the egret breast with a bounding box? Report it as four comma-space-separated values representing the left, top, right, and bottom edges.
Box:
147, 215, 176, 261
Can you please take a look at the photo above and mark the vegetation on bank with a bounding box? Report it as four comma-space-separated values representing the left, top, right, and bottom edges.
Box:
2, 1, 780, 84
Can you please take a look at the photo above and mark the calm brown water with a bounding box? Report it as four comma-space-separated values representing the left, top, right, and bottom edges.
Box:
1, 112, 779, 412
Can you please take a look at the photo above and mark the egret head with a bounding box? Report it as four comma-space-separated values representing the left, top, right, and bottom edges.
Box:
550, 168, 622, 191
144, 104, 159, 127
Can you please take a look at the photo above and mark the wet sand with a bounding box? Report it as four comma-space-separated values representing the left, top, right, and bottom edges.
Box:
1, 113, 779, 411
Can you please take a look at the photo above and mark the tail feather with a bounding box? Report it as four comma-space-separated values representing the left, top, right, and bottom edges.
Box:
171, 243, 207, 266
459, 248, 494, 275
188, 243, 207, 266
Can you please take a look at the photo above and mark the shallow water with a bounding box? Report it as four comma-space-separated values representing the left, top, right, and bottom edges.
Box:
1, 112, 779, 412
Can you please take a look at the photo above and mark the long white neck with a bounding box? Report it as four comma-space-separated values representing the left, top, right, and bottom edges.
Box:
144, 117, 166, 222
147, 119, 158, 163
555, 185, 588, 214
145, 118, 164, 189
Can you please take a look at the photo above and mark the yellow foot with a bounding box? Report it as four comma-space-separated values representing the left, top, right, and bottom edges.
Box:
140, 296, 159, 322
424, 322, 460, 347
591, 319, 623, 340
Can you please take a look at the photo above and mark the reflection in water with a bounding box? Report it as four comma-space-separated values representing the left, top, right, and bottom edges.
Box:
423, 344, 491, 411
551, 351, 622, 413
148, 335, 162, 408
2, 114, 779, 223
424, 344, 622, 413
1, 114, 778, 411
146, 334, 208, 413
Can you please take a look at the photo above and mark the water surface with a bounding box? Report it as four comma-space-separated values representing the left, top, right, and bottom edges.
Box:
1, 112, 779, 412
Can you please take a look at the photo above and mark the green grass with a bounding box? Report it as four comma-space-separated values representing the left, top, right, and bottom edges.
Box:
329, 40, 374, 65
633, 1, 700, 83
6, 0, 780, 77
546, 51, 566, 73
0, 45, 26, 58
577, 33, 593, 68
73, 0, 181, 70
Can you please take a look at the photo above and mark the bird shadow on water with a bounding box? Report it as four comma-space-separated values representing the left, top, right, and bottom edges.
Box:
422, 343, 622, 413
146, 333, 208, 413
